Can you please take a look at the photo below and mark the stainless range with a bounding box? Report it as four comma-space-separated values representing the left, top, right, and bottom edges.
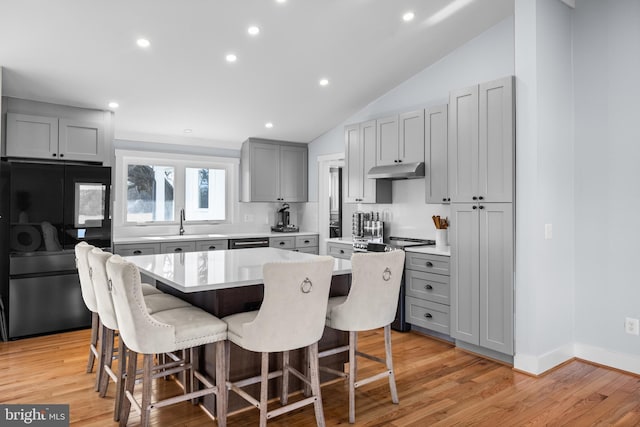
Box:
351, 236, 435, 332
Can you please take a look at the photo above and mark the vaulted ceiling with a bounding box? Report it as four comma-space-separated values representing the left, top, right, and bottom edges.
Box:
0, 0, 513, 147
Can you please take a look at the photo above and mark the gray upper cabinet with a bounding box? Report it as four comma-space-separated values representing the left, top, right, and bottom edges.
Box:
240, 139, 308, 202
450, 197, 514, 355
425, 105, 449, 204
344, 120, 391, 204
6, 113, 104, 162
449, 76, 514, 203
376, 110, 424, 166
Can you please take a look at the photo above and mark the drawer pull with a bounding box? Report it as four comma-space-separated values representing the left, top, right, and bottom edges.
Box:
425, 285, 433, 290
339, 249, 345, 254
279, 241, 285, 246
133, 250, 142, 255
209, 246, 216, 250
424, 313, 433, 319
174, 248, 183, 252
304, 240, 310, 244
426, 261, 433, 267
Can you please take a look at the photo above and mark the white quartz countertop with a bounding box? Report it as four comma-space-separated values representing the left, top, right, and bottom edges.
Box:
114, 231, 318, 245
124, 247, 351, 293
405, 246, 451, 257
325, 237, 355, 245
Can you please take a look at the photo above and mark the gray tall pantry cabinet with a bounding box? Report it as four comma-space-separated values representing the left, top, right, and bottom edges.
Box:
448, 76, 515, 356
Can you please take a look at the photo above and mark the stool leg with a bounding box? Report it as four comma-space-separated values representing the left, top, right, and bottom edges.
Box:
384, 325, 399, 404
259, 352, 269, 427
215, 341, 227, 427
141, 353, 153, 427
184, 349, 193, 398
99, 327, 115, 397
309, 342, 326, 427
95, 324, 106, 391
120, 349, 137, 427
280, 351, 290, 405
87, 312, 99, 374
349, 330, 357, 424
114, 336, 126, 422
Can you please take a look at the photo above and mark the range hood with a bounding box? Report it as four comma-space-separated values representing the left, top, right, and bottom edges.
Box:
367, 162, 425, 180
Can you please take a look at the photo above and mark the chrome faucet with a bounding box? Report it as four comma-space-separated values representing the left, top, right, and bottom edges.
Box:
179, 208, 185, 235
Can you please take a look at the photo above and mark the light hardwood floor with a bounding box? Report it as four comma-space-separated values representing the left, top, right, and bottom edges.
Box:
1, 328, 639, 426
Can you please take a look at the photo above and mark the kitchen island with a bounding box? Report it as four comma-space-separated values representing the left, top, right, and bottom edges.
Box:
125, 247, 352, 414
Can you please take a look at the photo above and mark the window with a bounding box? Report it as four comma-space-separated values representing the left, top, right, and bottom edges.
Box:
115, 150, 238, 227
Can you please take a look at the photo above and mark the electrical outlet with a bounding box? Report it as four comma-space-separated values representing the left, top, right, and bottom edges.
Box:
243, 214, 254, 222
544, 223, 553, 240
625, 317, 639, 335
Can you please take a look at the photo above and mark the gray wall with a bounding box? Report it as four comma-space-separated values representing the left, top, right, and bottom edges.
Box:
573, 0, 640, 368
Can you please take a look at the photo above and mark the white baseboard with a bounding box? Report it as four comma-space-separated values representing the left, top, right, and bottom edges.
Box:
515, 342, 640, 376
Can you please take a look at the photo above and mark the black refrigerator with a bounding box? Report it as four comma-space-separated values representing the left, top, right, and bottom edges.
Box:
0, 160, 111, 339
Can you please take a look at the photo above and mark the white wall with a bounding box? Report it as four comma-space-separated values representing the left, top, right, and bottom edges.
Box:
514, 0, 576, 375
573, 0, 640, 372
307, 16, 515, 239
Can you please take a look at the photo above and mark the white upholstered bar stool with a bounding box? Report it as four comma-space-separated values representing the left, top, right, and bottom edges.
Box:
106, 254, 228, 427
87, 247, 193, 421
75, 242, 102, 389
320, 250, 405, 423
222, 257, 334, 427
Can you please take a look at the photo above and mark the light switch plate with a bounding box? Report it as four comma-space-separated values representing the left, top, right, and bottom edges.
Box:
625, 317, 639, 335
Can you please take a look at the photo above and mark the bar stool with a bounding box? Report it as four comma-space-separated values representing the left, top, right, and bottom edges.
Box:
87, 247, 194, 421
320, 250, 405, 423
75, 242, 101, 388
222, 256, 334, 427
106, 254, 228, 427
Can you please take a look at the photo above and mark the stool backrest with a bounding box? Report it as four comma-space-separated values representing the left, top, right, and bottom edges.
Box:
75, 242, 97, 312
106, 254, 174, 354
87, 248, 119, 331
242, 256, 334, 353
332, 250, 405, 331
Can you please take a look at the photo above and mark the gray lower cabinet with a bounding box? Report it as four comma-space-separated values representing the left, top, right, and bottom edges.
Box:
240, 139, 308, 202
113, 243, 160, 256
425, 104, 449, 204
114, 239, 228, 256
326, 241, 353, 260
404, 253, 451, 335
195, 239, 228, 251
160, 241, 196, 253
270, 234, 319, 254
449, 202, 513, 355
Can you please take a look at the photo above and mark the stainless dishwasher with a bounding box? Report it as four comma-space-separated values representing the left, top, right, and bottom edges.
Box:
228, 237, 270, 249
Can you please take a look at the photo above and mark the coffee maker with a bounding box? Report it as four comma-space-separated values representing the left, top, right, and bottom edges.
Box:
271, 203, 299, 232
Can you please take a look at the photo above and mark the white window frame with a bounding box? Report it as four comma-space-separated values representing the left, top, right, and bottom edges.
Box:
114, 149, 238, 230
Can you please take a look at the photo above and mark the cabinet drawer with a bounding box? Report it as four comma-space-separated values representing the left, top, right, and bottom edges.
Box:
160, 241, 196, 253
294, 247, 319, 255
406, 296, 450, 335
295, 235, 318, 248
405, 252, 449, 275
327, 243, 353, 260
270, 236, 295, 249
195, 239, 228, 251
114, 243, 160, 256
405, 270, 450, 305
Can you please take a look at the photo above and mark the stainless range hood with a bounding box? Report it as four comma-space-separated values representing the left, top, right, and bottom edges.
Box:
367, 162, 425, 180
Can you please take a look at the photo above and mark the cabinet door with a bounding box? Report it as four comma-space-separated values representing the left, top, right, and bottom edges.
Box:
360, 120, 390, 203
344, 124, 362, 203
479, 77, 514, 203
449, 203, 480, 345
425, 105, 449, 204
160, 241, 196, 253
114, 243, 160, 256
448, 85, 479, 203
327, 242, 353, 259
479, 203, 513, 355
195, 239, 228, 251
249, 143, 280, 202
376, 115, 399, 166
6, 113, 59, 159
398, 109, 424, 163
59, 119, 104, 162
279, 144, 307, 202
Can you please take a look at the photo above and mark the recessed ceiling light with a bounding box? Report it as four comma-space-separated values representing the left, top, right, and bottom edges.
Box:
108, 102, 119, 109
265, 122, 274, 129
136, 38, 151, 48
276, 0, 286, 3
403, 11, 415, 22
319, 78, 329, 87
226, 53, 237, 63
183, 129, 193, 134
248, 26, 260, 36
